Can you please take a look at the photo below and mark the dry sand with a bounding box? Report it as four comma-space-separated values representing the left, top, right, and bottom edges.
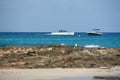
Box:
0, 68, 120, 80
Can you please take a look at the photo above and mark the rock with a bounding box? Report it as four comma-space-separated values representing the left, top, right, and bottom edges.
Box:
13, 50, 18, 54
4, 51, 11, 54
10, 62, 25, 66
35, 63, 46, 68
39, 48, 46, 52
0, 46, 120, 68
46, 48, 52, 51
60, 50, 66, 54
23, 51, 28, 54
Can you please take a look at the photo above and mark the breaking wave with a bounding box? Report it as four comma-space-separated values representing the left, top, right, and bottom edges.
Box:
84, 44, 104, 48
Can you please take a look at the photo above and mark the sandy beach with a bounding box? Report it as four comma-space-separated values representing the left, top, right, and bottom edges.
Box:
0, 68, 120, 80
0, 46, 120, 80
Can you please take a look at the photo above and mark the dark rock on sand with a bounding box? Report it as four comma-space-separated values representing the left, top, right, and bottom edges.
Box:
94, 76, 120, 80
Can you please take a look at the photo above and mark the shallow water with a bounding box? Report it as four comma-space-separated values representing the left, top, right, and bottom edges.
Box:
0, 32, 120, 48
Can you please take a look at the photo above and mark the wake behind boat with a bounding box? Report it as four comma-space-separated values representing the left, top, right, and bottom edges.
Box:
87, 29, 103, 36
51, 30, 74, 35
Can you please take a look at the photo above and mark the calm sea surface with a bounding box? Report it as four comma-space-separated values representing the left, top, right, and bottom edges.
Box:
0, 32, 120, 48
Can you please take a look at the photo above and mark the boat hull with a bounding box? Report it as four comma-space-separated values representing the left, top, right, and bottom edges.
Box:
51, 32, 74, 35
87, 32, 102, 36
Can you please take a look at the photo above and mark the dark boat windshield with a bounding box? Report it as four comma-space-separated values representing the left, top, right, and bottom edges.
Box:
92, 29, 101, 32
58, 30, 67, 32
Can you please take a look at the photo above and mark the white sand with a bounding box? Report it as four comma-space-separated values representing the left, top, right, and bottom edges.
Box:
0, 68, 120, 80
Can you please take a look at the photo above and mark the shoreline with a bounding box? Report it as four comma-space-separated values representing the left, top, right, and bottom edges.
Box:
0, 68, 120, 80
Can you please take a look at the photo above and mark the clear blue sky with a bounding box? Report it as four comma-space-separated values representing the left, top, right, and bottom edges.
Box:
0, 0, 120, 32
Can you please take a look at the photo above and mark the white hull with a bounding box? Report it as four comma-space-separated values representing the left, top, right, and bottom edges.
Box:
51, 32, 74, 35
87, 29, 103, 36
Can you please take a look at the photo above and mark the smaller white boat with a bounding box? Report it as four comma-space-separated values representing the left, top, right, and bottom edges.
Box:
51, 30, 74, 35
87, 29, 102, 36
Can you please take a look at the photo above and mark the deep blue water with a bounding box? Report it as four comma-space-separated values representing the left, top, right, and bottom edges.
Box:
0, 32, 120, 48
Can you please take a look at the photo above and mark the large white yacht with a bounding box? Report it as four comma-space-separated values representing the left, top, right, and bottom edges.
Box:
87, 29, 103, 36
51, 30, 74, 35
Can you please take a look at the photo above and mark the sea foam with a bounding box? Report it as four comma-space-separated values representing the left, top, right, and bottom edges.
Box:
84, 44, 105, 48
84, 44, 100, 48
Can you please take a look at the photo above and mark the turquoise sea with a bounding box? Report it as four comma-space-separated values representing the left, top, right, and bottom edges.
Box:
0, 32, 120, 48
